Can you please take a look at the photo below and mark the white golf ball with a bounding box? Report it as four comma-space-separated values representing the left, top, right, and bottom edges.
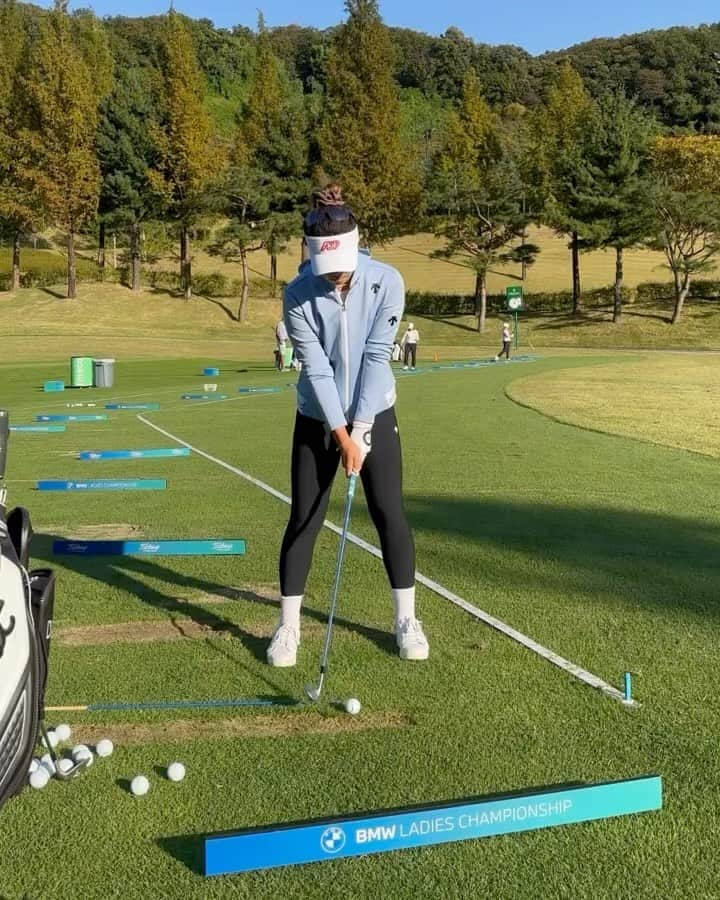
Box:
57, 758, 75, 776
29, 768, 50, 789
75, 749, 93, 767
71, 744, 89, 759
28, 759, 39, 775
55, 724, 72, 743
95, 739, 114, 758
42, 730, 59, 749
40, 753, 56, 776
167, 762, 186, 783
130, 775, 150, 797
344, 698, 361, 715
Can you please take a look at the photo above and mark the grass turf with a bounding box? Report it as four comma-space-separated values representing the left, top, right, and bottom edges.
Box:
507, 354, 720, 458
0, 354, 719, 898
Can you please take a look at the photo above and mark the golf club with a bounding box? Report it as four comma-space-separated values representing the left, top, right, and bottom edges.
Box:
305, 473, 358, 703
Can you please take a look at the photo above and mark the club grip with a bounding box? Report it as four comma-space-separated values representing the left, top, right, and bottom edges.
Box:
0, 409, 8, 480
347, 473, 357, 500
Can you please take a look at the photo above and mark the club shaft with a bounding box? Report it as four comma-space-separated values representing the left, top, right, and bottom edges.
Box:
317, 475, 357, 679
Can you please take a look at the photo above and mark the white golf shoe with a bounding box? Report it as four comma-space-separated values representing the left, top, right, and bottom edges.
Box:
395, 617, 429, 661
267, 624, 300, 667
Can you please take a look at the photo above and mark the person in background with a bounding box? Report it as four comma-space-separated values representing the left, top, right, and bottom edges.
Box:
401, 322, 419, 370
495, 321, 513, 362
275, 318, 289, 371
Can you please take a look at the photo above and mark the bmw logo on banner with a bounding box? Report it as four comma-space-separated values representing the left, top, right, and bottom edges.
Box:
320, 827, 346, 854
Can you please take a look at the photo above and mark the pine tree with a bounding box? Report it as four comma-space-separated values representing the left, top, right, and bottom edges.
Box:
210, 18, 309, 320
432, 71, 537, 333
98, 64, 165, 292
574, 93, 657, 322
319, 0, 421, 244
531, 62, 595, 313
23, 0, 104, 298
151, 11, 220, 300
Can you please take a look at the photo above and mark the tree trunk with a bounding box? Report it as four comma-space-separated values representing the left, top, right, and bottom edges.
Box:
613, 246, 623, 323
473, 272, 482, 317
67, 232, 77, 299
571, 231, 581, 314
270, 253, 278, 297
11, 231, 21, 292
130, 222, 142, 293
98, 221, 106, 268
181, 226, 192, 300
238, 251, 249, 322
477, 272, 487, 333
671, 271, 690, 325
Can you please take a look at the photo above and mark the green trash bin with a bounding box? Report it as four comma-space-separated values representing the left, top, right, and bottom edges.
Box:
93, 358, 115, 388
70, 357, 93, 388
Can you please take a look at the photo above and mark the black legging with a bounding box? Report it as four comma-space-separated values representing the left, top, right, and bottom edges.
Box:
403, 343, 417, 367
280, 407, 415, 595
498, 341, 511, 359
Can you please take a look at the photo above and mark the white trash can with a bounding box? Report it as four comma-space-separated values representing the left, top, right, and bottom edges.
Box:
93, 358, 115, 388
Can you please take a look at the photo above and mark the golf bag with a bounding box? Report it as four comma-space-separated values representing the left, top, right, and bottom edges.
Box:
0, 409, 56, 812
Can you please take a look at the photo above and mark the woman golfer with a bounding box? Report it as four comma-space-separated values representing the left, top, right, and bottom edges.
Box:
267, 192, 429, 667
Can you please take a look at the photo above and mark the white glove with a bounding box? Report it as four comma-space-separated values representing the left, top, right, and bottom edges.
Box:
350, 421, 373, 463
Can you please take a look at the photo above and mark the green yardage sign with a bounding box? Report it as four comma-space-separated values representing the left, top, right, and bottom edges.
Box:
505, 286, 524, 311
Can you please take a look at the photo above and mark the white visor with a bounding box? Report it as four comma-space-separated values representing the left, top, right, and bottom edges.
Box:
305, 227, 359, 276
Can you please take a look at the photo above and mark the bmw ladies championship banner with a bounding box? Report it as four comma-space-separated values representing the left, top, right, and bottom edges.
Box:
203, 776, 662, 876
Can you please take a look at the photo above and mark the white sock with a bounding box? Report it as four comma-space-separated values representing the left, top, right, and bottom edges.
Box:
392, 587, 416, 625
279, 594, 303, 630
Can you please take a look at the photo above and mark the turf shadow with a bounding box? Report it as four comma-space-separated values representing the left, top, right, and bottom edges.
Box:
32, 532, 398, 668
158, 835, 204, 876
405, 496, 720, 619
32, 532, 287, 694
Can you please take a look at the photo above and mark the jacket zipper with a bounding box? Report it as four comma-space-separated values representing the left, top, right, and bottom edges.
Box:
339, 292, 350, 412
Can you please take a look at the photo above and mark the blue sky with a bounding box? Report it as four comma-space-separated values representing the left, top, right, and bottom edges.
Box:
47, 0, 720, 54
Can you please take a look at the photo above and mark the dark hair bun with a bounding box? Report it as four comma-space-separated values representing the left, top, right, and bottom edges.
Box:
304, 204, 357, 237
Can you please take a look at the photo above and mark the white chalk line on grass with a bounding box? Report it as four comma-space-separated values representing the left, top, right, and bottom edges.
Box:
138, 414, 635, 707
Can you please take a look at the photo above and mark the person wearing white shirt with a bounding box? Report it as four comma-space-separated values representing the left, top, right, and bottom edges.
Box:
401, 323, 419, 370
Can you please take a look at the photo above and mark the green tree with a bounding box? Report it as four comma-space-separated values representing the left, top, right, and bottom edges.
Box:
531, 62, 595, 313
651, 136, 720, 324
432, 71, 537, 332
575, 92, 657, 322
22, 0, 106, 299
151, 11, 220, 300
241, 17, 309, 292
319, 0, 421, 244
0, 0, 38, 292
97, 63, 166, 292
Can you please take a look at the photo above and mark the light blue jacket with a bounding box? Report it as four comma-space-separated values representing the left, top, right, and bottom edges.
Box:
284, 253, 404, 431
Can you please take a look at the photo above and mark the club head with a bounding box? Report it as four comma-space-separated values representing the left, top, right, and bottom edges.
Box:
304, 684, 321, 703
54, 756, 91, 781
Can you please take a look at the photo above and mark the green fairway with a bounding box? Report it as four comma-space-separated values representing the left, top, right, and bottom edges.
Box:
0, 353, 719, 898
507, 354, 720, 458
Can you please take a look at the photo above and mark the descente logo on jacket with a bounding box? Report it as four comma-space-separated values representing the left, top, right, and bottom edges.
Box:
319, 240, 340, 252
